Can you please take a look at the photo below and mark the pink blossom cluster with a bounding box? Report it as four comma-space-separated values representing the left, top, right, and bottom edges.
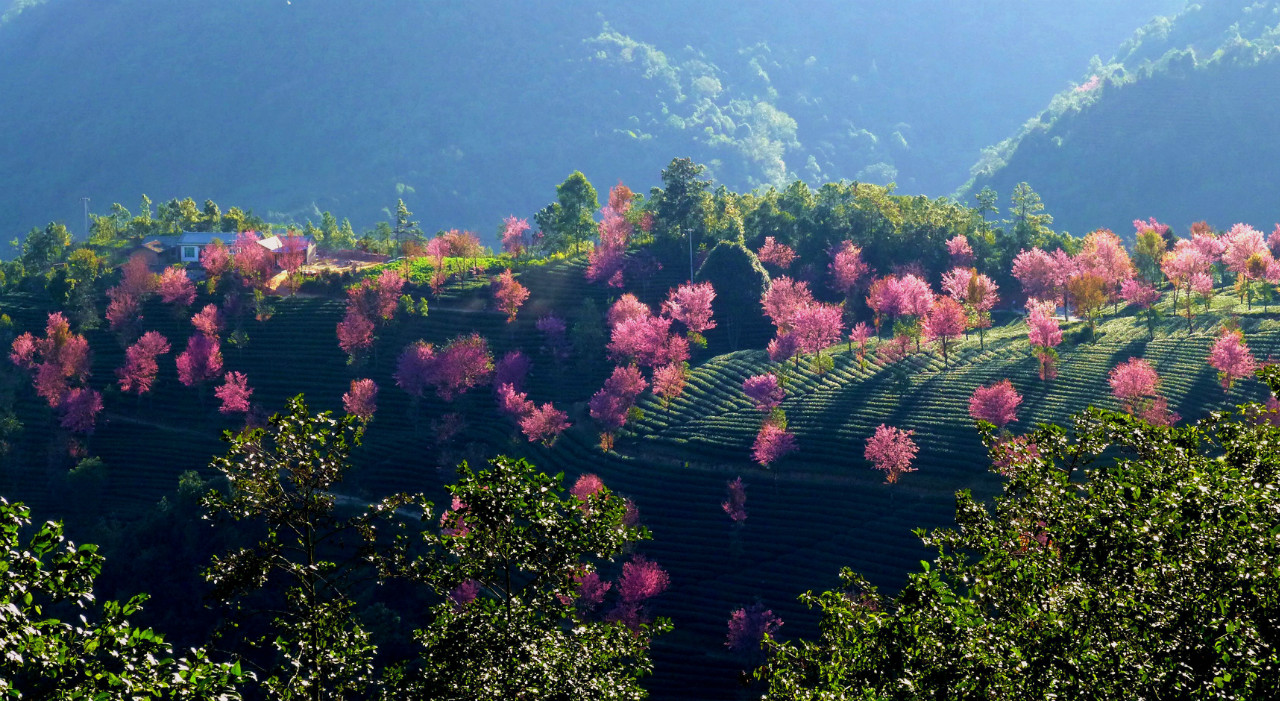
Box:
232, 231, 274, 288
849, 322, 874, 366
501, 215, 530, 258
968, 379, 1022, 428
570, 473, 606, 503
651, 362, 688, 410
117, 331, 171, 395
589, 365, 648, 449
828, 241, 868, 296
1026, 300, 1062, 380
343, 378, 378, 421
945, 235, 974, 266
191, 304, 224, 338
1074, 75, 1101, 93
923, 297, 967, 367
761, 277, 815, 332
586, 184, 634, 287
394, 333, 494, 401
106, 253, 157, 334
742, 374, 784, 413
726, 603, 783, 657
607, 296, 691, 368
756, 236, 796, 270
157, 267, 196, 308
336, 268, 406, 360
864, 424, 918, 483
200, 239, 232, 287
752, 421, 796, 467
175, 333, 223, 387
1209, 329, 1257, 390
493, 351, 531, 393
11, 313, 101, 433
722, 477, 747, 523
663, 282, 717, 336
789, 303, 844, 358
1107, 358, 1177, 425
215, 371, 253, 414
865, 274, 934, 334
1119, 279, 1159, 309
605, 555, 670, 629
423, 229, 483, 294
491, 269, 530, 322
1221, 223, 1273, 279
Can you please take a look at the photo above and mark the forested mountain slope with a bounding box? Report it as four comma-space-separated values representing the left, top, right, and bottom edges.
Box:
963, 1, 1280, 236
0, 0, 1176, 242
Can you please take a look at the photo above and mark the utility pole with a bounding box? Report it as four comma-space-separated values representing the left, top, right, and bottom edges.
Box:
81, 197, 90, 240
685, 227, 694, 282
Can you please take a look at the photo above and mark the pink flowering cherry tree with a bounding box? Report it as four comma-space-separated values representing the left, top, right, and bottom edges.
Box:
157, 267, 196, 312
864, 424, 918, 484
215, 371, 253, 414
519, 403, 571, 446
1026, 300, 1062, 380
752, 421, 796, 468
789, 302, 844, 373
589, 365, 647, 451
865, 276, 903, 336
946, 235, 974, 266
651, 362, 688, 417
1012, 248, 1058, 307
59, 387, 104, 435
1108, 357, 1178, 426
761, 276, 815, 333
343, 378, 378, 421
117, 331, 171, 396
722, 477, 747, 524
1209, 329, 1257, 391
743, 374, 784, 413
1120, 279, 1160, 338
757, 236, 796, 271
923, 296, 967, 369
501, 215, 530, 263
607, 555, 670, 630
175, 333, 223, 389
192, 304, 224, 338
492, 269, 530, 323
663, 281, 717, 347
968, 379, 1022, 429
726, 603, 783, 661
849, 322, 874, 368
828, 241, 868, 312
11, 313, 92, 408
1077, 229, 1135, 313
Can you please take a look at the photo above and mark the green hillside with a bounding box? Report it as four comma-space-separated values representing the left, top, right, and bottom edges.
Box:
2, 244, 1275, 697
963, 1, 1280, 235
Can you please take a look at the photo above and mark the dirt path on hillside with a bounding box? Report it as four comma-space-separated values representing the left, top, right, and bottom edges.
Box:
104, 412, 221, 440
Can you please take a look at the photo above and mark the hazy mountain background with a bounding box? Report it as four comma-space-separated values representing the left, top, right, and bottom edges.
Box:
963, 1, 1280, 236
0, 0, 1180, 246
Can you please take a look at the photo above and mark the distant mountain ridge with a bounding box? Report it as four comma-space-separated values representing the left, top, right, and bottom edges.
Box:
0, 0, 1176, 244
962, 0, 1280, 237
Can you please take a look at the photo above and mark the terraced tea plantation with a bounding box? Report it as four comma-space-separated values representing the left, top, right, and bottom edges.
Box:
1, 260, 1276, 700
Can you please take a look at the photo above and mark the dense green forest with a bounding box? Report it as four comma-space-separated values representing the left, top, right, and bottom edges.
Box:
965, 0, 1280, 235
0, 0, 1176, 243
